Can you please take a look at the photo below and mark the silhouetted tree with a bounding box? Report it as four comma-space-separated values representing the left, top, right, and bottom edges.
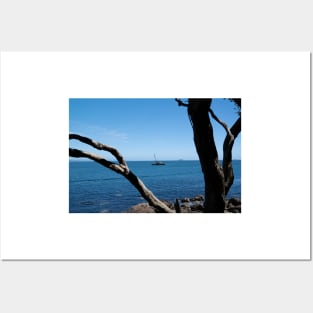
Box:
176, 98, 241, 213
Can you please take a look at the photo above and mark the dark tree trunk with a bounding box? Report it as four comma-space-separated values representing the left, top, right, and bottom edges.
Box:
187, 99, 226, 213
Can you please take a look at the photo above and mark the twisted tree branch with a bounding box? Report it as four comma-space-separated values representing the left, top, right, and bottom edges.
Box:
69, 134, 175, 213
208, 108, 241, 195
222, 117, 241, 194
69, 134, 127, 168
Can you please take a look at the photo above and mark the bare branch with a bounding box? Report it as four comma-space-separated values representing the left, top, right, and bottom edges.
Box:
69, 136, 175, 213
175, 98, 188, 107
69, 133, 127, 167
230, 117, 241, 139
209, 108, 233, 139
207, 109, 241, 195
222, 117, 241, 195
69, 148, 125, 174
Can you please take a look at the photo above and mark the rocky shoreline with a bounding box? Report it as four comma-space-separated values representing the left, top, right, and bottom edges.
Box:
125, 195, 241, 213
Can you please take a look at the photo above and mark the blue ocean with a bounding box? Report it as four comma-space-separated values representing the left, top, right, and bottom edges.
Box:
69, 160, 241, 213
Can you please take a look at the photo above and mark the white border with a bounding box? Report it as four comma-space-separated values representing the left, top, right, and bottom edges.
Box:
0, 52, 310, 259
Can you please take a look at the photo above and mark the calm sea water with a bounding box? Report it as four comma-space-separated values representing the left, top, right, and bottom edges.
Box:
69, 160, 241, 213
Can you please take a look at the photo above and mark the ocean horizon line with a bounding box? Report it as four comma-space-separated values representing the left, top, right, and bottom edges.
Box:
69, 158, 241, 162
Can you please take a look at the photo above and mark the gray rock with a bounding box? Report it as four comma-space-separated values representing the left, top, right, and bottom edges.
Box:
125, 203, 156, 213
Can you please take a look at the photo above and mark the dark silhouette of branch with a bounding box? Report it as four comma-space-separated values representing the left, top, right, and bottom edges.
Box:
229, 98, 241, 107
209, 108, 233, 139
175, 98, 188, 107
69, 134, 175, 213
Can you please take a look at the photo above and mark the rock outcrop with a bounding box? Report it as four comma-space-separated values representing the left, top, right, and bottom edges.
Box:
125, 195, 241, 213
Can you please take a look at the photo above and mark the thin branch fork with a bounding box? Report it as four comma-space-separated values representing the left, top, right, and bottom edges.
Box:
69, 133, 127, 169
69, 133, 127, 165
209, 108, 233, 139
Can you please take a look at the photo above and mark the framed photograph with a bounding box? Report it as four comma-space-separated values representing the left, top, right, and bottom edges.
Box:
0, 52, 310, 260
69, 98, 241, 214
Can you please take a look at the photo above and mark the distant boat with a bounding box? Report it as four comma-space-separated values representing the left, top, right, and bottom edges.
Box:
152, 154, 165, 165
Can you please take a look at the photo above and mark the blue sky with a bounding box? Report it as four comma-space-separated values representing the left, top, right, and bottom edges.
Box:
69, 98, 241, 161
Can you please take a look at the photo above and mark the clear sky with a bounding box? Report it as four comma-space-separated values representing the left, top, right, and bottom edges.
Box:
69, 98, 241, 161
